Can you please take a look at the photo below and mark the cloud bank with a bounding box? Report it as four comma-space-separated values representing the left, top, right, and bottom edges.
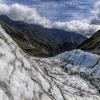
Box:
53, 21, 100, 37
0, 1, 100, 37
0, 3, 52, 28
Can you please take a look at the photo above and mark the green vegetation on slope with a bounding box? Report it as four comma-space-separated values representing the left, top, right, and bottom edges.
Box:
0, 15, 87, 57
0, 20, 50, 57
78, 30, 100, 52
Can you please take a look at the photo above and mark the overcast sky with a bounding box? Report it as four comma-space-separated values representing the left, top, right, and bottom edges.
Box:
1, 0, 100, 37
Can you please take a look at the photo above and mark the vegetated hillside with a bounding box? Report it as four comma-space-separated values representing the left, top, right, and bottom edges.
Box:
0, 15, 87, 57
0, 25, 100, 100
78, 30, 100, 54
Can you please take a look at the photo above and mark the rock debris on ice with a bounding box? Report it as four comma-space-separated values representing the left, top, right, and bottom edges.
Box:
0, 25, 100, 100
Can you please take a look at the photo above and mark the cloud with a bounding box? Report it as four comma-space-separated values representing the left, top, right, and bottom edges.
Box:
0, 1, 100, 37
91, 1, 100, 25
94, 1, 100, 19
52, 20, 100, 37
0, 3, 52, 28
91, 18, 100, 25
0, 0, 6, 3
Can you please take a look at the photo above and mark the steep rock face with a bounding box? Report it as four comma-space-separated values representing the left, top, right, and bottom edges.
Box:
0, 25, 100, 100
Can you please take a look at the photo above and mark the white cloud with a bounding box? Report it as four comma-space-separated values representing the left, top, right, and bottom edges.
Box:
94, 1, 100, 19
53, 20, 100, 37
0, 0, 2, 3
0, 0, 5, 3
0, 2, 100, 37
91, 1, 100, 25
0, 3, 52, 28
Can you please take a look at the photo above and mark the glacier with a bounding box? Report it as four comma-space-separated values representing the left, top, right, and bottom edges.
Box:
0, 25, 100, 100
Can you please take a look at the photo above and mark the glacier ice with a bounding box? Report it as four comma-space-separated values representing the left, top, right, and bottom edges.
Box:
0, 25, 99, 100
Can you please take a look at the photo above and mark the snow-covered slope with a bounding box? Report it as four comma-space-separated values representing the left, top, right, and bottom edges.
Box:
0, 25, 100, 100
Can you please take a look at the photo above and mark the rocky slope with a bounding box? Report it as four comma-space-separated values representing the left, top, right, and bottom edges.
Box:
78, 30, 100, 55
0, 25, 100, 100
0, 15, 87, 57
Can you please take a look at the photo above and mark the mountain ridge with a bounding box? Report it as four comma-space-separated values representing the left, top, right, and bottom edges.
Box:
78, 29, 100, 54
0, 15, 87, 57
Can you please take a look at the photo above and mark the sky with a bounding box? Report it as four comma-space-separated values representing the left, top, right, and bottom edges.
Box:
7, 0, 99, 22
0, 0, 100, 37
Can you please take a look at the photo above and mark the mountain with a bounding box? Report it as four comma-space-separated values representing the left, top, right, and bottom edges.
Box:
78, 30, 100, 54
0, 15, 87, 57
0, 25, 100, 100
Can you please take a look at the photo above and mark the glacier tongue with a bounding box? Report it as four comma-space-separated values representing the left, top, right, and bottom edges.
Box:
52, 49, 100, 90
0, 25, 100, 100
53, 49, 100, 75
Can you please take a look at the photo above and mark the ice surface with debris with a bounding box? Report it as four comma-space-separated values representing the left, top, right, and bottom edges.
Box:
0, 25, 100, 100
